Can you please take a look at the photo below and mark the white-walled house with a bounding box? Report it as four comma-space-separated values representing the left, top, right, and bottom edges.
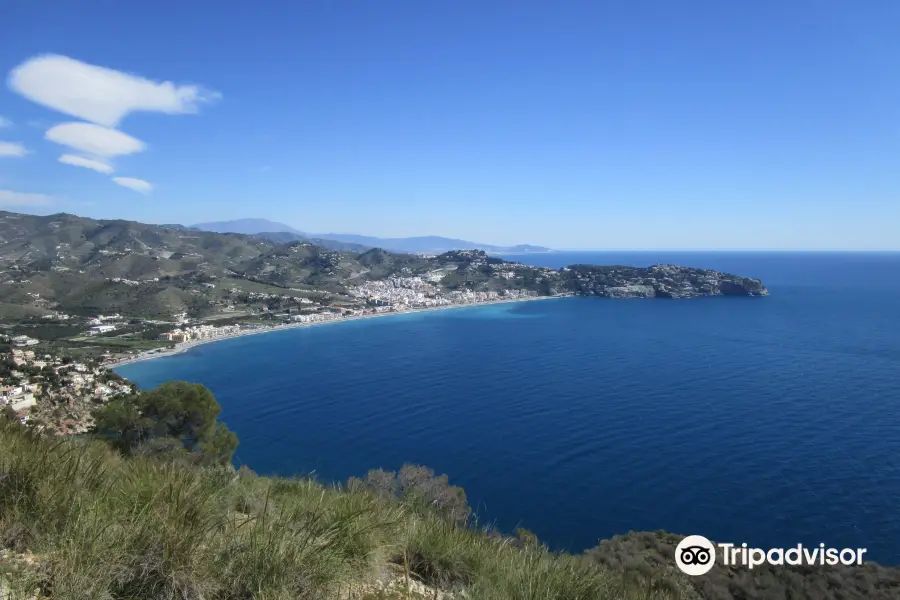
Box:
87, 324, 117, 335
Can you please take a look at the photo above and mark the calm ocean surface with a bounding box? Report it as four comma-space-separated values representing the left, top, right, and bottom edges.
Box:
117, 252, 900, 563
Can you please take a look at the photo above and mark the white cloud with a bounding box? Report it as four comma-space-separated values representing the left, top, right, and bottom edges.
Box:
0, 116, 11, 128
46, 122, 144, 158
8, 54, 220, 127
59, 154, 113, 174
0, 142, 28, 157
113, 177, 152, 194
0, 189, 54, 206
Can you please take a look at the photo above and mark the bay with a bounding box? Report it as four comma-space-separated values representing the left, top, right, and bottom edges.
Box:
117, 252, 900, 563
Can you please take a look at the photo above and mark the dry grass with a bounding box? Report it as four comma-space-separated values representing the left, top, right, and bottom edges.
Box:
7, 419, 887, 600
0, 422, 402, 599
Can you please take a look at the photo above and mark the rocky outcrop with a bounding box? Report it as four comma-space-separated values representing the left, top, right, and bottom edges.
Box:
559, 264, 768, 299
719, 277, 768, 296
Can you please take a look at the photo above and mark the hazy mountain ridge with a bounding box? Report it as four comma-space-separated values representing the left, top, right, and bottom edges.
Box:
192, 218, 305, 236
190, 219, 553, 254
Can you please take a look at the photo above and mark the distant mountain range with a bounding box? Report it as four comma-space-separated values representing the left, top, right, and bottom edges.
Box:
190, 219, 552, 254
192, 218, 305, 236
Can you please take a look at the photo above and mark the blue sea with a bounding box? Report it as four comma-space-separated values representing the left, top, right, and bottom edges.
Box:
117, 252, 900, 563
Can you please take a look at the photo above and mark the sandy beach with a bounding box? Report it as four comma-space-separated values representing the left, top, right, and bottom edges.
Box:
112, 294, 565, 368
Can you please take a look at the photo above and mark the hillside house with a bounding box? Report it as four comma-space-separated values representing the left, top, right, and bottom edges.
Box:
10, 394, 36, 412
87, 324, 117, 335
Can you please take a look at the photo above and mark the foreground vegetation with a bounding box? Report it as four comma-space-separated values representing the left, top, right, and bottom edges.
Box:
2, 383, 898, 600
0, 420, 684, 600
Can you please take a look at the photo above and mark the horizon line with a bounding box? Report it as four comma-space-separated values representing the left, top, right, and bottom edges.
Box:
513, 248, 900, 253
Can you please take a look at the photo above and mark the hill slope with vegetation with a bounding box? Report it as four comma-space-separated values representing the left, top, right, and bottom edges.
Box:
1, 382, 897, 600
0, 211, 766, 321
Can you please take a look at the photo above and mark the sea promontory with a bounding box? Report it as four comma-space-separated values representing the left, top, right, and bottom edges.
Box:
560, 263, 769, 298
431, 249, 768, 299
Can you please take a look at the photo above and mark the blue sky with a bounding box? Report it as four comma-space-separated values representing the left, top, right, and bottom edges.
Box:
0, 0, 898, 250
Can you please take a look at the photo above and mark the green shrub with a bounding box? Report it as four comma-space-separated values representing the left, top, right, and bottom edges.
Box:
92, 381, 238, 465
349, 464, 471, 525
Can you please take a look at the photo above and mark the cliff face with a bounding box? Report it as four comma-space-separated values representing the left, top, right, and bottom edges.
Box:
428, 251, 768, 300
560, 264, 768, 299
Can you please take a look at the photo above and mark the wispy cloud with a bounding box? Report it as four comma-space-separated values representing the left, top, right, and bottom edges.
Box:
59, 154, 114, 174
8, 54, 221, 128
0, 189, 55, 206
47, 121, 143, 175
0, 142, 28, 157
0, 116, 11, 128
113, 177, 153, 194
8, 54, 219, 189
46, 122, 144, 161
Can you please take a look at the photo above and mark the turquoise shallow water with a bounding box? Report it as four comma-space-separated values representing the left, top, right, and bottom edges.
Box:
117, 252, 900, 562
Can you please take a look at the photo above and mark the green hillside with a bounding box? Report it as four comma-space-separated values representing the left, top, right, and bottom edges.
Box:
0, 211, 767, 321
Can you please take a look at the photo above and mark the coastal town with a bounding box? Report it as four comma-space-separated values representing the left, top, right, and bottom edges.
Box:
131, 283, 545, 362
347, 275, 538, 307
1, 346, 135, 434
